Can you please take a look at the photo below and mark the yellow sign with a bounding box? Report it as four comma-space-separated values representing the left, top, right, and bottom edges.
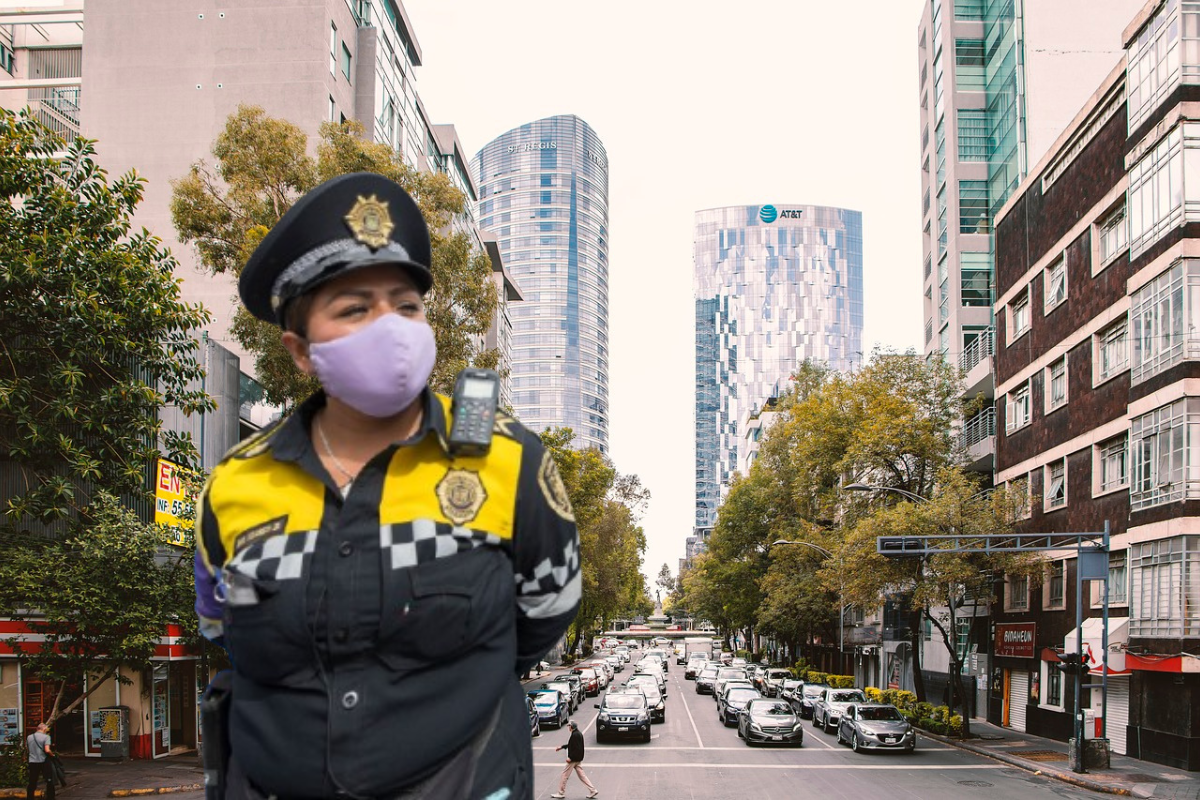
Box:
155, 458, 193, 545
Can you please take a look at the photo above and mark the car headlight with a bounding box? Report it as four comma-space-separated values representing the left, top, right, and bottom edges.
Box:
599, 712, 609, 722
793, 723, 805, 732
859, 727, 877, 736
749, 723, 763, 732
656, 702, 664, 710
637, 711, 649, 722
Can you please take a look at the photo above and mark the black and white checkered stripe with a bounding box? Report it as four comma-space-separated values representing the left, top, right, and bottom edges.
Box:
226, 530, 319, 581
515, 539, 581, 619
379, 518, 503, 570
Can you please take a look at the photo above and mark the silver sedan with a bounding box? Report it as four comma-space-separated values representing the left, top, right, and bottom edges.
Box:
836, 703, 917, 753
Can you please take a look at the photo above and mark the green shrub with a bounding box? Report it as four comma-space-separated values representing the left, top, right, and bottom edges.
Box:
948, 714, 964, 737
916, 717, 934, 732
864, 687, 884, 703
915, 702, 935, 720
829, 674, 856, 689
0, 734, 24, 789
884, 690, 917, 711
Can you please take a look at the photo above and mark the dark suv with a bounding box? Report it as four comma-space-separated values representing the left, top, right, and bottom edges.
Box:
595, 690, 652, 743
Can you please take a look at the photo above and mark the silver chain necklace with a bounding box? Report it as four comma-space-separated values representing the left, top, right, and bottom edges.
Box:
315, 416, 356, 489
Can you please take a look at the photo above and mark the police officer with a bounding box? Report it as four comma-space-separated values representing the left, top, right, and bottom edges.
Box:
193, 172, 581, 799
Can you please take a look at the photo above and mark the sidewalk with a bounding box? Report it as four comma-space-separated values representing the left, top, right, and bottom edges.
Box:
0, 752, 203, 799
0, 670, 564, 800
927, 720, 1200, 799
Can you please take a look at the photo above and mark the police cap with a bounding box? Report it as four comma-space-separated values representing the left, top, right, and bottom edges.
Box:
239, 172, 433, 325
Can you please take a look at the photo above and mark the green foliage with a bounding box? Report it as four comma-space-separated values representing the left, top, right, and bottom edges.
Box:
0, 734, 23, 788
0, 493, 196, 726
0, 109, 213, 524
864, 686, 884, 703
539, 428, 648, 654
882, 689, 918, 711
170, 105, 499, 408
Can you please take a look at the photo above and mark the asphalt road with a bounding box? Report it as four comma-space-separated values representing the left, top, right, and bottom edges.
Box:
171, 654, 1112, 799
528, 654, 1110, 800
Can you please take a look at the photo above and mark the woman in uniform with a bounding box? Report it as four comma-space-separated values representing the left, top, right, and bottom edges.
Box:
193, 172, 581, 800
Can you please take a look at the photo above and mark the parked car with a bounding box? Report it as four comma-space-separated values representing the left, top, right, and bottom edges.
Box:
778, 678, 804, 706
685, 653, 708, 679
696, 665, 721, 695
595, 690, 652, 743
634, 663, 667, 690
526, 694, 541, 738
714, 679, 754, 703
540, 680, 578, 713
730, 657, 748, 668
837, 703, 916, 753
813, 688, 867, 733
627, 672, 666, 696
643, 649, 670, 672
758, 668, 794, 697
717, 686, 761, 726
614, 646, 630, 663
605, 655, 623, 673
571, 667, 601, 696
562, 674, 586, 708
794, 683, 829, 719
529, 689, 570, 729
737, 698, 804, 747
595, 660, 614, 685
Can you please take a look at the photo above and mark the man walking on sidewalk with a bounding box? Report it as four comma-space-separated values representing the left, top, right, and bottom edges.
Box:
26, 722, 54, 800
551, 720, 597, 799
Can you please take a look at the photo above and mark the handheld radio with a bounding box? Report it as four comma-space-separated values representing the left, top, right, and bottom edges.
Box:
449, 368, 500, 457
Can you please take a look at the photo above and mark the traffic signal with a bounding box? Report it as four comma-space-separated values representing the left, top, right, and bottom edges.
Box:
878, 537, 923, 558
1055, 652, 1087, 675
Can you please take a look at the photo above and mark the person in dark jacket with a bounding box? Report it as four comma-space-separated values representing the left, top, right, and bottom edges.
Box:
550, 720, 597, 798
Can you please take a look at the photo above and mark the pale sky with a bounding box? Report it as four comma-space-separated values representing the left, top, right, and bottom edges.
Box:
403, 0, 928, 589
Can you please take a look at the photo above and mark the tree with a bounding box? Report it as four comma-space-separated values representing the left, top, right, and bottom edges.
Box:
0, 109, 213, 524
835, 469, 1036, 736
539, 428, 648, 654
655, 564, 673, 608
0, 494, 196, 727
170, 105, 499, 407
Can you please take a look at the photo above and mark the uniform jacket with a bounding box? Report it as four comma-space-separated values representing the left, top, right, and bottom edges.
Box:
193, 390, 580, 799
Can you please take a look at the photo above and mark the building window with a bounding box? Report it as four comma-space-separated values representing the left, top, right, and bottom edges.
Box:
329, 22, 338, 76
0, 43, 14, 76
1095, 319, 1129, 384
1045, 560, 1066, 608
1044, 256, 1067, 312
328, 95, 336, 122
935, 117, 946, 188
1046, 357, 1068, 412
1098, 203, 1128, 266
1011, 474, 1031, 519
1041, 661, 1063, 709
925, 318, 934, 345
1098, 434, 1129, 494
1128, 126, 1184, 258
1006, 382, 1031, 433
955, 39, 986, 91
1127, 0, 1183, 133
1129, 398, 1200, 511
1130, 535, 1200, 637
937, 184, 948, 254
1006, 573, 1030, 611
1130, 259, 1200, 384
954, 0, 985, 21
1109, 550, 1128, 606
1009, 290, 1030, 341
1045, 460, 1067, 511
961, 253, 991, 306
957, 109, 989, 161
959, 180, 989, 233
341, 42, 352, 81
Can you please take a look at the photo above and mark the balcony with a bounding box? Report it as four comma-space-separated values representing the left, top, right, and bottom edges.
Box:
960, 406, 995, 471
960, 327, 994, 400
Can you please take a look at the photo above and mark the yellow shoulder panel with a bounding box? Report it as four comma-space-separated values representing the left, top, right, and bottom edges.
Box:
207, 451, 327, 558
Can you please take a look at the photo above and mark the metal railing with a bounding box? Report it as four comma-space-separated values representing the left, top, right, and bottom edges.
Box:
30, 86, 80, 139
959, 326, 994, 373
960, 406, 995, 449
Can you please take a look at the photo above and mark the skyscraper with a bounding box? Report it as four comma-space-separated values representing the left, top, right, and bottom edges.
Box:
472, 115, 610, 452
693, 204, 863, 534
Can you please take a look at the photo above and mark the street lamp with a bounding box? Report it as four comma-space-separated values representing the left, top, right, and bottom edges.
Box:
771, 539, 845, 671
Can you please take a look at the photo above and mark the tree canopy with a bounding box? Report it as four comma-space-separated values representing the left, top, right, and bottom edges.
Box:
170, 105, 499, 407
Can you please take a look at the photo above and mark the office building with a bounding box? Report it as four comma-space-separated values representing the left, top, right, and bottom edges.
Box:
693, 204, 863, 534
472, 114, 610, 452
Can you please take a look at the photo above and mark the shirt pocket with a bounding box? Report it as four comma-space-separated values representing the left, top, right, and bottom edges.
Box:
223, 577, 318, 687
377, 546, 511, 673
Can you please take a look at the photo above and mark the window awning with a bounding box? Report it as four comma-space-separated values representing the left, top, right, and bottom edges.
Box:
1064, 617, 1129, 675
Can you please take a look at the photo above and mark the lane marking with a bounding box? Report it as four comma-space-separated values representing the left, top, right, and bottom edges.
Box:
534, 762, 1007, 770
675, 668, 706, 748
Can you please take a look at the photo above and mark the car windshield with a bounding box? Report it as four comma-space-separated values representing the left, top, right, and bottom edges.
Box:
640, 687, 662, 702
782, 679, 802, 690
727, 688, 758, 701
700, 667, 719, 678
544, 683, 570, 694
717, 668, 746, 679
749, 701, 792, 715
724, 681, 753, 692
605, 694, 647, 709
859, 706, 905, 721
832, 691, 865, 703
769, 670, 791, 679
533, 692, 559, 706
578, 669, 596, 679
803, 685, 828, 698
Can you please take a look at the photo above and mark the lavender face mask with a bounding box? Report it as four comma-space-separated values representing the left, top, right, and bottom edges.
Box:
309, 313, 437, 418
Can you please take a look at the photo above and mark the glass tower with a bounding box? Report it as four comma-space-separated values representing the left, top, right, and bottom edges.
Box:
693, 205, 863, 531
472, 115, 610, 452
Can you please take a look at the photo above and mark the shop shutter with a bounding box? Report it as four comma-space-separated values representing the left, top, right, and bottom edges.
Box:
1103, 677, 1129, 755
1010, 671, 1029, 732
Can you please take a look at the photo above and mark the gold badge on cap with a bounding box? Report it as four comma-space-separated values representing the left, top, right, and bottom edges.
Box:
344, 194, 394, 249
436, 469, 487, 526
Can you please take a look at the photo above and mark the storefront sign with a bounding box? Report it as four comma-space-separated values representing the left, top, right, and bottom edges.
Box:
994, 622, 1036, 658
154, 458, 193, 545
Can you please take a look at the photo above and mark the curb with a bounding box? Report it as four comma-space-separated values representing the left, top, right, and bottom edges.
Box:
109, 786, 203, 797
920, 730, 1131, 797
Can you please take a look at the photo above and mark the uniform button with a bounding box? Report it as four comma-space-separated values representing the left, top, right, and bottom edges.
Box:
334, 628, 349, 643
341, 690, 359, 709
338, 541, 353, 557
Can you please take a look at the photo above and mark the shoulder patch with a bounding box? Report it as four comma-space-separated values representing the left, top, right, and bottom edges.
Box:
537, 450, 575, 522
436, 469, 487, 526
493, 412, 519, 441
223, 416, 285, 462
